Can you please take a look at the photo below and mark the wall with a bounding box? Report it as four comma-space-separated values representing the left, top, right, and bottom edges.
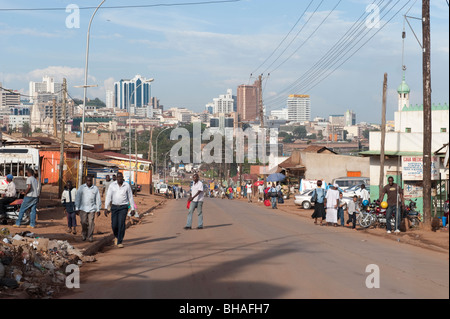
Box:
369, 132, 449, 153
300, 152, 369, 182
395, 109, 449, 133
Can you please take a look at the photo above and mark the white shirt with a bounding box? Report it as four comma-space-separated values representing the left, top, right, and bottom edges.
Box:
246, 184, 252, 192
75, 184, 101, 213
5, 181, 16, 198
191, 181, 204, 202
25, 176, 39, 198
105, 181, 135, 209
61, 188, 77, 204
325, 188, 340, 209
357, 188, 370, 202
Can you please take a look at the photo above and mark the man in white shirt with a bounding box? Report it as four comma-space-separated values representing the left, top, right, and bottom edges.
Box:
185, 173, 204, 230
0, 175, 16, 217
105, 172, 135, 248
357, 184, 370, 210
246, 181, 253, 203
324, 184, 340, 226
75, 175, 101, 242
15, 168, 39, 228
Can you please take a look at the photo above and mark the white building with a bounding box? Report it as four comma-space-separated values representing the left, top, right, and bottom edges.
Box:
29, 76, 63, 103
212, 89, 235, 115
287, 95, 311, 123
106, 90, 114, 109
113, 75, 153, 116
361, 73, 449, 215
270, 108, 289, 120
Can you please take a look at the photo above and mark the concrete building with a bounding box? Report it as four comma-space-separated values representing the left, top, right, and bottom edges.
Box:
0, 83, 20, 107
287, 95, 311, 123
345, 110, 356, 126
270, 108, 289, 120
212, 89, 235, 115
361, 73, 449, 217
237, 79, 261, 122
29, 76, 63, 103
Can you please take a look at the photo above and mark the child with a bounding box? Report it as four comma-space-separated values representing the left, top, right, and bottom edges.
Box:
346, 195, 360, 230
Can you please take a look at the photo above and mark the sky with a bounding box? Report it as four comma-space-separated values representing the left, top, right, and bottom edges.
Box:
0, 0, 448, 123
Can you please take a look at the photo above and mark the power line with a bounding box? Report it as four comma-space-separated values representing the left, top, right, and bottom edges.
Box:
266, 0, 342, 75
250, 0, 315, 76
265, 0, 411, 111
0, 0, 241, 11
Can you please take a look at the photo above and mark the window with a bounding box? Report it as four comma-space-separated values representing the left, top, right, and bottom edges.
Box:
405, 128, 411, 133
441, 128, 447, 133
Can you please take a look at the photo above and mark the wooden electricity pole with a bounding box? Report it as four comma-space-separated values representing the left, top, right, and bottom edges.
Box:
52, 98, 57, 137
422, 0, 432, 227
379, 73, 388, 195
58, 78, 67, 197
258, 74, 264, 129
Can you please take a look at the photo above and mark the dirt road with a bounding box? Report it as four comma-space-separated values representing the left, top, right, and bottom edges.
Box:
63, 197, 449, 299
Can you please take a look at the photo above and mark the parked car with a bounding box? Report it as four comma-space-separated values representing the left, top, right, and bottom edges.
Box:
159, 183, 168, 194
294, 189, 315, 209
332, 177, 370, 191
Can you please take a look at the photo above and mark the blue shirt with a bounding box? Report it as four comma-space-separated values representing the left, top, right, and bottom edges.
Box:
75, 184, 101, 213
312, 188, 326, 204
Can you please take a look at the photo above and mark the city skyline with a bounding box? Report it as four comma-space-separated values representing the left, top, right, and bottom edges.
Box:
0, 0, 448, 123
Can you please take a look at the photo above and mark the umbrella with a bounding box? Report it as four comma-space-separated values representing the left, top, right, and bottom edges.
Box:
266, 173, 286, 182
254, 181, 264, 186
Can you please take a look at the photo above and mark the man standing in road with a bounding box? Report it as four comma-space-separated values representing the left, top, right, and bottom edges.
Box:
15, 168, 39, 228
185, 173, 204, 230
75, 175, 101, 242
105, 172, 135, 248
102, 175, 112, 198
357, 184, 370, 210
246, 181, 253, 203
379, 176, 404, 234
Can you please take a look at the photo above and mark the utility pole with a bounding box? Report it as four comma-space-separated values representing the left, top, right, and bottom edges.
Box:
52, 98, 57, 137
58, 78, 67, 197
422, 0, 432, 227
379, 73, 388, 195
258, 74, 264, 129
134, 129, 138, 195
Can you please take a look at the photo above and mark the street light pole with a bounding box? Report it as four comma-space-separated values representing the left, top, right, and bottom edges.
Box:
155, 126, 172, 179
77, 0, 106, 188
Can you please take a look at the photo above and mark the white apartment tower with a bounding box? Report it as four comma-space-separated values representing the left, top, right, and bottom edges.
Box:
29, 76, 63, 102
213, 89, 235, 115
287, 95, 311, 123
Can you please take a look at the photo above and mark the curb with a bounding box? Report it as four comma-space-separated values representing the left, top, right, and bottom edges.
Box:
81, 200, 166, 256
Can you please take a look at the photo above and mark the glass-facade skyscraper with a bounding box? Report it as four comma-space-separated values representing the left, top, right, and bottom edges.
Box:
114, 75, 152, 112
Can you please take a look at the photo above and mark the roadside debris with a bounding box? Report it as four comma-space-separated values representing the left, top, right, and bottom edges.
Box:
0, 228, 95, 299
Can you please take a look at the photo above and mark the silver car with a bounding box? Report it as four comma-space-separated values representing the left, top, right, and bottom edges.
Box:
295, 189, 352, 210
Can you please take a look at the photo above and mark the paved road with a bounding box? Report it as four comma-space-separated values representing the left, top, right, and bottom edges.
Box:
65, 198, 449, 299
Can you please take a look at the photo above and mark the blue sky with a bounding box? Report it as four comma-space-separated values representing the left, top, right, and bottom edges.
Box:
0, 0, 448, 122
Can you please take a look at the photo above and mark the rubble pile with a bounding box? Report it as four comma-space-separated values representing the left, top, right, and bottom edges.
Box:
0, 228, 95, 299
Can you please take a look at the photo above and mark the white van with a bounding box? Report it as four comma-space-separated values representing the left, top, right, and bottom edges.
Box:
332, 177, 370, 190
159, 183, 168, 194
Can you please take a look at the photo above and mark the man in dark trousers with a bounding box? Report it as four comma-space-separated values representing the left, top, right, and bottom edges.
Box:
379, 176, 404, 234
105, 172, 135, 248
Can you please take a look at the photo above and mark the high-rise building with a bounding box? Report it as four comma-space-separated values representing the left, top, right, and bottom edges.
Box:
0, 84, 20, 107
287, 95, 310, 123
114, 75, 152, 113
212, 89, 235, 115
106, 90, 114, 109
237, 79, 261, 122
345, 110, 356, 126
29, 76, 63, 103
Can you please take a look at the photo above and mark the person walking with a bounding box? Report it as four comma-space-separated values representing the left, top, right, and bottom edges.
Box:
0, 174, 16, 218
347, 195, 360, 230
61, 181, 77, 234
325, 184, 340, 227
185, 173, 204, 230
105, 172, 136, 248
337, 192, 347, 227
258, 182, 265, 202
379, 176, 404, 234
102, 175, 112, 198
246, 181, 253, 203
15, 168, 39, 228
269, 183, 278, 209
75, 175, 101, 242
311, 180, 327, 226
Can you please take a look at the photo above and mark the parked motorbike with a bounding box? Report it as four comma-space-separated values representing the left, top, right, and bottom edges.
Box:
402, 199, 421, 228
358, 201, 395, 229
0, 199, 29, 225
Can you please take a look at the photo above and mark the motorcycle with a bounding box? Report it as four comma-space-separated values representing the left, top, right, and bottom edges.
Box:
358, 201, 396, 229
0, 198, 29, 225
402, 199, 421, 228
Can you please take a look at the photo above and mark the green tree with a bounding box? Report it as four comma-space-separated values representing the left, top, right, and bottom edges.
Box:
293, 126, 307, 139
